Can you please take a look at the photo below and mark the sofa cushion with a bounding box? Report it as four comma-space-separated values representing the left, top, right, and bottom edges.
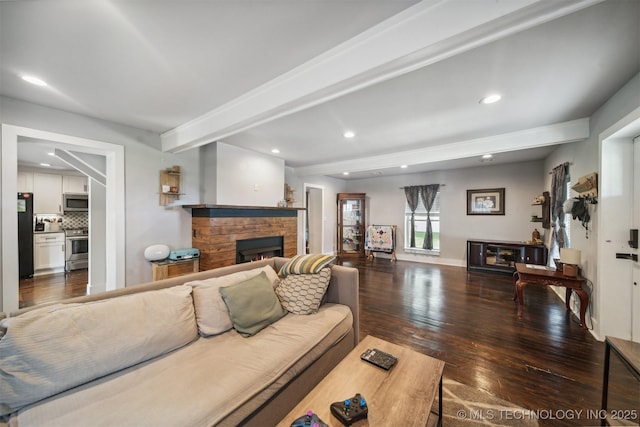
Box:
278, 254, 335, 277
275, 268, 332, 314
187, 265, 280, 337
219, 271, 287, 337
0, 285, 197, 416
9, 304, 353, 427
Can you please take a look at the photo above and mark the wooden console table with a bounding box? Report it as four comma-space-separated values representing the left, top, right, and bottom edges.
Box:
151, 258, 199, 281
513, 263, 589, 329
467, 239, 548, 274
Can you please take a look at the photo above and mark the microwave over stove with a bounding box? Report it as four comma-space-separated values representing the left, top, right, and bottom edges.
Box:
63, 193, 88, 212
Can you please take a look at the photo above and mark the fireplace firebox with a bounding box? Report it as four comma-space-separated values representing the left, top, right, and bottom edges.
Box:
236, 236, 284, 264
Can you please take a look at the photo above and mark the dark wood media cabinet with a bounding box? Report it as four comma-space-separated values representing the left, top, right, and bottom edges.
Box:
467, 239, 548, 273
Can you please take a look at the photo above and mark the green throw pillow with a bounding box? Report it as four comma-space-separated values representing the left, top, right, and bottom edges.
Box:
279, 254, 336, 277
219, 271, 287, 337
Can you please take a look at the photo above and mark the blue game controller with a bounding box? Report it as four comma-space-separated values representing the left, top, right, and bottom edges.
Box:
290, 410, 328, 427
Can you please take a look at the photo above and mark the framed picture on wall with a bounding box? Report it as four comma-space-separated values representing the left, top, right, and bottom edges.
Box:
467, 188, 505, 215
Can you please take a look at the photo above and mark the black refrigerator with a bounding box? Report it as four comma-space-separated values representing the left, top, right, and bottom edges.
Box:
18, 192, 34, 278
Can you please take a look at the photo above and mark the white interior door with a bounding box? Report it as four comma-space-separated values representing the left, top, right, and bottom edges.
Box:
304, 184, 324, 255
632, 136, 640, 342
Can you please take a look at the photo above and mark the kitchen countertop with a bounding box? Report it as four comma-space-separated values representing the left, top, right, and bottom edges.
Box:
34, 230, 65, 234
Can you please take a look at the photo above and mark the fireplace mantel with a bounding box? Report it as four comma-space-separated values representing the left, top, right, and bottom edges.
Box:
183, 204, 304, 218
186, 204, 301, 270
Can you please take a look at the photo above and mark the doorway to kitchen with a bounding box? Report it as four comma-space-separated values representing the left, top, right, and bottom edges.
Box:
2, 124, 125, 313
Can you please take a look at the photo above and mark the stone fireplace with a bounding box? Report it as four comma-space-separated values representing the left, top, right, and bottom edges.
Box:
186, 205, 300, 270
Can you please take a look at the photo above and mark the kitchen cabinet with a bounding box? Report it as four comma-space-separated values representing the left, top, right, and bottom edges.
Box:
467, 239, 548, 273
34, 232, 65, 271
337, 193, 366, 257
63, 175, 88, 193
33, 173, 62, 214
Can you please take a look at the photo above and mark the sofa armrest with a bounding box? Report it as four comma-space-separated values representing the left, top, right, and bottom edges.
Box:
263, 257, 359, 345
325, 265, 359, 346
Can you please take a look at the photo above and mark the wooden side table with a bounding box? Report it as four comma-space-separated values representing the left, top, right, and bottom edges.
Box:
513, 263, 589, 329
151, 258, 199, 281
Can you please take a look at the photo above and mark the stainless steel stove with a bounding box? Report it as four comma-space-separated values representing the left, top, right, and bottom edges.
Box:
65, 228, 88, 271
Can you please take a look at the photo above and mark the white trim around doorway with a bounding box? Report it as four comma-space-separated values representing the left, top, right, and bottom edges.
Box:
1, 124, 125, 313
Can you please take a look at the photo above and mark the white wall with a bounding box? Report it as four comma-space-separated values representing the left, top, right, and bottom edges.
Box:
285, 168, 348, 255
200, 143, 217, 203
0, 96, 198, 290
89, 179, 107, 294
545, 72, 640, 340
342, 161, 545, 266
211, 142, 285, 206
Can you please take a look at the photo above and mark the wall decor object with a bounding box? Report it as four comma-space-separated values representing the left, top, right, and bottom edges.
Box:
467, 188, 505, 215
571, 172, 598, 198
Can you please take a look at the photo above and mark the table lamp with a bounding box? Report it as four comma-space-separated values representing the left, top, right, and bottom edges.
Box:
560, 248, 581, 277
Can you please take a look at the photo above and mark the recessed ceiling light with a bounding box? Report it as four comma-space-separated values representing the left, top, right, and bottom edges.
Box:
271, 148, 280, 154
400, 165, 408, 169
479, 94, 501, 104
48, 152, 55, 156
39, 163, 51, 167
482, 154, 493, 159
343, 130, 355, 139
21, 75, 48, 87
343, 172, 349, 175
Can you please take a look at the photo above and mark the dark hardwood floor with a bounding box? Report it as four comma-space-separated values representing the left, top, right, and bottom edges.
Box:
18, 260, 623, 426
18, 269, 89, 309
339, 258, 609, 427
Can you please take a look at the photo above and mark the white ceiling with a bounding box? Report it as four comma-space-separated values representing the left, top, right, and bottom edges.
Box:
2, 0, 639, 179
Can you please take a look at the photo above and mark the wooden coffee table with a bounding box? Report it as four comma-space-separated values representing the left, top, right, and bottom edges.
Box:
277, 335, 445, 426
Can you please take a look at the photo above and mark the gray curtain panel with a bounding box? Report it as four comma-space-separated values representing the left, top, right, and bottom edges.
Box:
550, 162, 569, 262
420, 184, 440, 250
404, 186, 420, 248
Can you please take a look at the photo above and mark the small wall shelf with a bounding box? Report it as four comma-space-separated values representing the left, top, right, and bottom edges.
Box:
531, 191, 550, 229
159, 166, 182, 206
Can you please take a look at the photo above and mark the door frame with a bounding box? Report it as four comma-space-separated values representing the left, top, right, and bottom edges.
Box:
303, 183, 325, 255
1, 124, 125, 313
597, 106, 640, 340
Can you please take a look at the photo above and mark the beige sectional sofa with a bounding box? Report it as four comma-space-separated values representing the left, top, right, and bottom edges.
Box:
0, 257, 359, 427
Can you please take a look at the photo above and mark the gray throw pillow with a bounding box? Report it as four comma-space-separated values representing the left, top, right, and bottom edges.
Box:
275, 268, 332, 314
219, 271, 287, 337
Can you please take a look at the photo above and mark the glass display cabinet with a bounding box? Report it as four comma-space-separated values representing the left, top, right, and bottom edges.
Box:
337, 193, 366, 257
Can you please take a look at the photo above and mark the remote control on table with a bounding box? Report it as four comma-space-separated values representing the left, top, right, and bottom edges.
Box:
360, 348, 398, 370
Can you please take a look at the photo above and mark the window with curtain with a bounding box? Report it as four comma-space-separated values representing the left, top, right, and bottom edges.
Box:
404, 191, 441, 251
565, 180, 571, 247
